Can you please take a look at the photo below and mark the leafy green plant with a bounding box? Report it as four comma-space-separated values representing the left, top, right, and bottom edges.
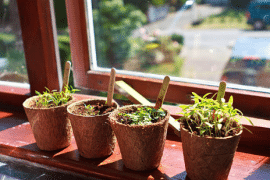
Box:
35, 86, 79, 108
118, 107, 166, 125
171, 34, 184, 45
84, 104, 99, 116
131, 33, 183, 70
179, 92, 253, 137
92, 0, 147, 68
151, 0, 167, 6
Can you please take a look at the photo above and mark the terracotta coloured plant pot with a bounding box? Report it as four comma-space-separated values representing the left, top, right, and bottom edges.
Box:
23, 95, 74, 151
67, 99, 118, 159
109, 105, 170, 171
180, 124, 242, 180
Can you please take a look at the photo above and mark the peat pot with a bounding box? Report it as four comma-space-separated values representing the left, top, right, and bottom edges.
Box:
23, 95, 74, 151
180, 124, 242, 180
109, 105, 170, 171
67, 99, 118, 158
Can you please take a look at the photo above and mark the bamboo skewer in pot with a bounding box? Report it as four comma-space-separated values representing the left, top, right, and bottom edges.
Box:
217, 81, 226, 105
107, 68, 116, 106
62, 61, 71, 91
155, 76, 170, 109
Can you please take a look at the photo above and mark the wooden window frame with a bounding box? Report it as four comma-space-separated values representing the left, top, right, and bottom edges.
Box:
0, 0, 62, 107
1, 0, 269, 118
66, 0, 270, 118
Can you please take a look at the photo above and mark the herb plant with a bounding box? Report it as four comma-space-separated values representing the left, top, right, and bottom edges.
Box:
84, 104, 99, 116
179, 92, 253, 137
35, 86, 79, 108
118, 107, 166, 125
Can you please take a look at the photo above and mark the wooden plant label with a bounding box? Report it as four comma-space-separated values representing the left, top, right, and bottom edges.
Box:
107, 68, 116, 106
62, 61, 71, 91
155, 76, 170, 109
115, 80, 180, 137
217, 81, 226, 104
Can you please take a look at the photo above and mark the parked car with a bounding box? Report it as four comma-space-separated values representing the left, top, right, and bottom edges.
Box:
185, 0, 195, 9
221, 37, 270, 88
246, 0, 270, 30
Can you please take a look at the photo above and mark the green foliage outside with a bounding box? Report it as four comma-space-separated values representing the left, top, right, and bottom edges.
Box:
0, 33, 26, 76
0, 32, 74, 85
53, 0, 68, 30
151, 0, 167, 6
0, 33, 15, 58
0, 1, 10, 25
92, 0, 147, 68
127, 33, 184, 77
57, 35, 74, 86
123, 0, 148, 13
230, 0, 252, 10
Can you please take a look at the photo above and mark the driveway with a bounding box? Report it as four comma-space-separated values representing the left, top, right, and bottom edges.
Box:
132, 4, 229, 82
133, 4, 224, 36
133, 4, 270, 83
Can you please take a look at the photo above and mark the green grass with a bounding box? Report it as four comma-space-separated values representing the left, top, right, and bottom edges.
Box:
0, 33, 15, 43
188, 9, 252, 30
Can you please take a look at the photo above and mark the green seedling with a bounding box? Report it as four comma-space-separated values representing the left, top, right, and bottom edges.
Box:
84, 104, 99, 116
179, 92, 253, 137
119, 107, 166, 125
35, 85, 79, 108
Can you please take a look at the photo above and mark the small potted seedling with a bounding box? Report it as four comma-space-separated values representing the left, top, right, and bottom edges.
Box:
109, 76, 170, 171
179, 82, 253, 180
23, 61, 77, 151
67, 68, 118, 158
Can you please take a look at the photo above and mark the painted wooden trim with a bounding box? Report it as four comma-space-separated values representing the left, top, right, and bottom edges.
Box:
65, 0, 270, 118
66, 0, 90, 88
0, 86, 30, 107
17, 0, 61, 95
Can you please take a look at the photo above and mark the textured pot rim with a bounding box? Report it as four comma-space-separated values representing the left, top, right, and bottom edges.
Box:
23, 95, 74, 110
67, 99, 118, 117
180, 123, 243, 140
109, 104, 170, 128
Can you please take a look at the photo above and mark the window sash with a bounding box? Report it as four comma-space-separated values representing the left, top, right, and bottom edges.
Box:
0, 0, 62, 106
66, 0, 270, 118
17, 0, 62, 95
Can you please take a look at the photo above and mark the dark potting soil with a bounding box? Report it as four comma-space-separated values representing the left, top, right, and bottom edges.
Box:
72, 102, 117, 116
116, 106, 166, 125
182, 119, 241, 138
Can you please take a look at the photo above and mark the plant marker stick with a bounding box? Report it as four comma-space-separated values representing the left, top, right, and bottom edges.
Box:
217, 81, 226, 105
107, 68, 116, 106
155, 76, 170, 109
62, 61, 71, 91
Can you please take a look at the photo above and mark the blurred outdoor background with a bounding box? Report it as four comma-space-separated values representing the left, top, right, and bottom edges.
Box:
1, 0, 269, 90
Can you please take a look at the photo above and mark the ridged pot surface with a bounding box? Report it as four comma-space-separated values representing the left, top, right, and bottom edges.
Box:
67, 99, 118, 158
109, 105, 170, 171
23, 95, 74, 151
180, 124, 242, 180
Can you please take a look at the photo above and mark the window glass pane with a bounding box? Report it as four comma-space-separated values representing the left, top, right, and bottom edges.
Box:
86, 0, 270, 92
53, 0, 74, 87
0, 0, 28, 85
